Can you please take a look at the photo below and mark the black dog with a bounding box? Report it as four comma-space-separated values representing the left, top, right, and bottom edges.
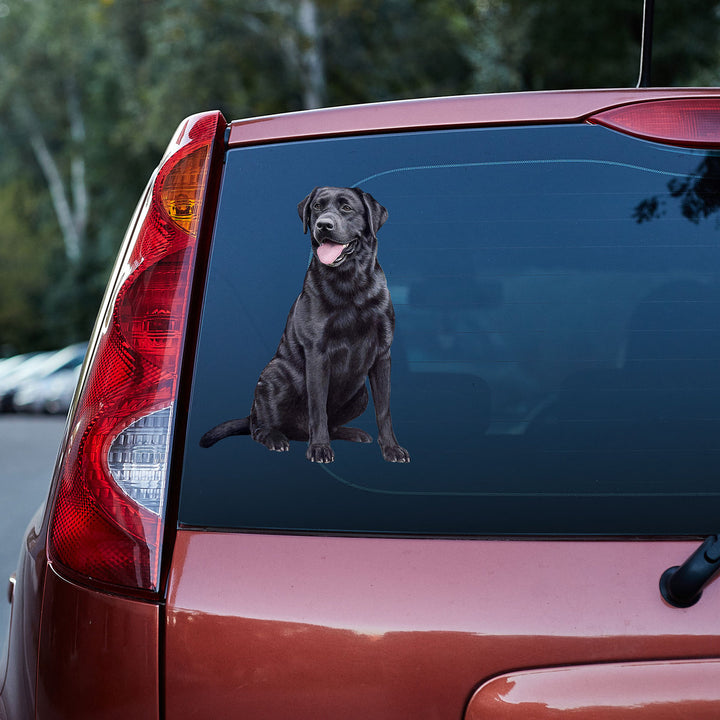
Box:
200, 186, 410, 464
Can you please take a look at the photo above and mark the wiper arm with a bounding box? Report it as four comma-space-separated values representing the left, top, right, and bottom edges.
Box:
660, 534, 720, 608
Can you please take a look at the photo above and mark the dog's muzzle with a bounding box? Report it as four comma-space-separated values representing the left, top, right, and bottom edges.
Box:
316, 240, 354, 266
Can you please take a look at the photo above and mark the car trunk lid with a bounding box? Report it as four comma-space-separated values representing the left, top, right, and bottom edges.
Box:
164, 531, 720, 719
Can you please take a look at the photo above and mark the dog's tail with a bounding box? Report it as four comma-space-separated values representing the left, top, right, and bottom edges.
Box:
199, 417, 251, 448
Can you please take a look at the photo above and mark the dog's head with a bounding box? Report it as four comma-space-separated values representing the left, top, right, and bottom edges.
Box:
298, 187, 388, 268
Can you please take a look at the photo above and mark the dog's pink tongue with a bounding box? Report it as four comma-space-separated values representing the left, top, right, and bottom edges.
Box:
317, 242, 344, 265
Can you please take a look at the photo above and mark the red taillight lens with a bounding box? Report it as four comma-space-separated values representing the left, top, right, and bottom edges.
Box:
588, 98, 720, 148
48, 111, 224, 593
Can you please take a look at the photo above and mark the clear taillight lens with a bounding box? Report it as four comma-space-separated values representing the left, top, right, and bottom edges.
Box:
48, 111, 224, 593
107, 406, 173, 516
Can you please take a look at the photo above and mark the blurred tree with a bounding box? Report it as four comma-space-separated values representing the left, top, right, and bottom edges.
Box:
469, 0, 720, 91
0, 180, 61, 352
0, 1, 93, 265
0, 0, 125, 350
322, 0, 478, 103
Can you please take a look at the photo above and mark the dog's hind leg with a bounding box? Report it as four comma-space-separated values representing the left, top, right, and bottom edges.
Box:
330, 427, 372, 442
251, 426, 291, 452
250, 375, 302, 452
327, 385, 372, 444
331, 426, 373, 443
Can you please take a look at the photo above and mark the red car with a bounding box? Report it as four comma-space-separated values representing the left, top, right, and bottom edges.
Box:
3, 88, 720, 719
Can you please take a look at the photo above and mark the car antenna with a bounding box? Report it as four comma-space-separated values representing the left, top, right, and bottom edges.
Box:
636, 0, 654, 87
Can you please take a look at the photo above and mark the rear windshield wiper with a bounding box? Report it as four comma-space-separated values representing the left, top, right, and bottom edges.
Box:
660, 534, 720, 608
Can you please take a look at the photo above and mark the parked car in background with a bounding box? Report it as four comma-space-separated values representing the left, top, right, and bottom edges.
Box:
0, 355, 38, 384
0, 344, 86, 414
13, 363, 83, 415
3, 88, 720, 719
10, 344, 86, 414
0, 352, 54, 412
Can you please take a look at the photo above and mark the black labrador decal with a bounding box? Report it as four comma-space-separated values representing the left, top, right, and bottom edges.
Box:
200, 186, 410, 464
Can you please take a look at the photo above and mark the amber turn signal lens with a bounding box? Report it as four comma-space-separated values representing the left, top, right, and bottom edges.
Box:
160, 146, 209, 234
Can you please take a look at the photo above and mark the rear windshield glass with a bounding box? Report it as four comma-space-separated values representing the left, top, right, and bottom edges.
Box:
180, 124, 720, 535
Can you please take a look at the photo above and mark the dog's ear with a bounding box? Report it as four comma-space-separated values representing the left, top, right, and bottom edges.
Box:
298, 188, 319, 234
356, 189, 388, 239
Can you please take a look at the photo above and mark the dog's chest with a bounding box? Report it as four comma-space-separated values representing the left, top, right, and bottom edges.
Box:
324, 302, 392, 359
291, 271, 395, 366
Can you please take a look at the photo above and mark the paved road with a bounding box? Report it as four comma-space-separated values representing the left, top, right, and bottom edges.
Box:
0, 415, 66, 647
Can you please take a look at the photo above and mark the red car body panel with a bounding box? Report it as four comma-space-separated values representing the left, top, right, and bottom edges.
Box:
228, 88, 720, 147
164, 531, 720, 719
35, 567, 159, 720
1, 505, 161, 720
466, 660, 720, 719
0, 508, 46, 720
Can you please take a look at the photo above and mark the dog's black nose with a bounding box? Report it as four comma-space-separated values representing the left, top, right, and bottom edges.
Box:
316, 217, 334, 232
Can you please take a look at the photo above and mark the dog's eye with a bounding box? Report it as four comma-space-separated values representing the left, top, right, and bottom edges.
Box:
313, 202, 322, 210
341, 204, 353, 212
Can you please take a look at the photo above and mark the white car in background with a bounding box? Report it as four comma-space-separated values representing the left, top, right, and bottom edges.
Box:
2, 343, 86, 413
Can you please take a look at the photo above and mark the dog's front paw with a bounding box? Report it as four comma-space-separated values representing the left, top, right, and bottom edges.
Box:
307, 443, 334, 463
380, 443, 410, 463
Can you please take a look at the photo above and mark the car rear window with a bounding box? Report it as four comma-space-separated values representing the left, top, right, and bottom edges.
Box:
179, 124, 720, 535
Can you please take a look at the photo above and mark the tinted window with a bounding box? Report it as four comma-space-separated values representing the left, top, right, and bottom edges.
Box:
180, 125, 720, 535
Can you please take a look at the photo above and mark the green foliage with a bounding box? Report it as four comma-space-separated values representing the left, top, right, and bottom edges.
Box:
322, 0, 478, 103
0, 180, 62, 353
470, 0, 720, 91
0, 0, 719, 352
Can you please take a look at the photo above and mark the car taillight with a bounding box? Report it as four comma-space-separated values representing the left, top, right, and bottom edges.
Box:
588, 98, 720, 148
48, 111, 225, 593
